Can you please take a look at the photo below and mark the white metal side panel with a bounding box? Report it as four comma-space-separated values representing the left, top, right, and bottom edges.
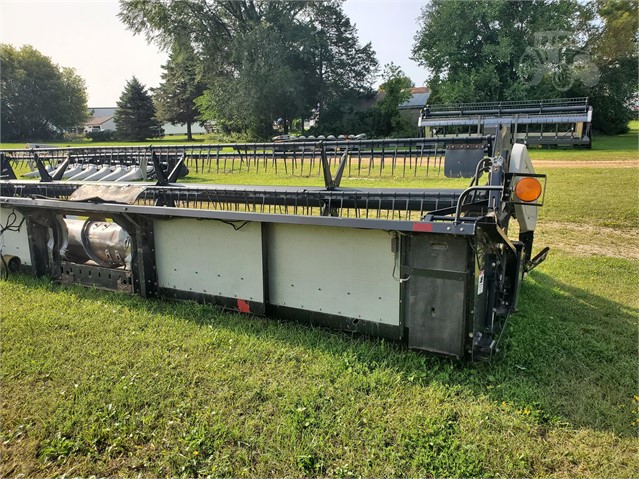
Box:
268, 224, 400, 325
153, 219, 264, 302
509, 143, 538, 232
0, 207, 31, 265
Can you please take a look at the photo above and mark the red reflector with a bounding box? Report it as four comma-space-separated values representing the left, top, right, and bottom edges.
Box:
237, 299, 251, 313
412, 222, 433, 232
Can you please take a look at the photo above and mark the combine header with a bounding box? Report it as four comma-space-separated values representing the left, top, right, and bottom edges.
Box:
419, 97, 592, 148
0, 127, 548, 360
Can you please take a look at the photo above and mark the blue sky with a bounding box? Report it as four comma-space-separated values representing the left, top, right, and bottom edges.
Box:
1, 0, 429, 106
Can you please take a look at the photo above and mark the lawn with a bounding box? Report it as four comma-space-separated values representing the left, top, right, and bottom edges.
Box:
528, 120, 638, 162
1, 121, 637, 162
0, 130, 637, 477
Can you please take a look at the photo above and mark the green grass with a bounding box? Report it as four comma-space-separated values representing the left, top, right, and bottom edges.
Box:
1, 129, 638, 477
536, 167, 639, 228
529, 120, 638, 162
592, 120, 638, 151
1, 254, 637, 477
183, 164, 470, 189
2, 121, 637, 161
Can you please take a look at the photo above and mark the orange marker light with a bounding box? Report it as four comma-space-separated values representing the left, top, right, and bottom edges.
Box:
514, 177, 542, 202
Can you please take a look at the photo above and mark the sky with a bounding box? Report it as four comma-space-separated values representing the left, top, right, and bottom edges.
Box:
0, 0, 429, 107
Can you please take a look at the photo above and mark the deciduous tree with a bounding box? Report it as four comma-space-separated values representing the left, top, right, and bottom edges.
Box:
118, 0, 377, 139
298, 2, 378, 132
578, 0, 638, 133
196, 21, 308, 138
412, 0, 637, 134
411, 0, 584, 103
0, 44, 88, 141
375, 64, 414, 136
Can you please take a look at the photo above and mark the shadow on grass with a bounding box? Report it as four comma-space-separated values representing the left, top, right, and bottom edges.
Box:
5, 269, 637, 438
488, 271, 637, 436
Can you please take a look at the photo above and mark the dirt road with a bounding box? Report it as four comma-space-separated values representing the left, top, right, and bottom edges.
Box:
533, 160, 638, 168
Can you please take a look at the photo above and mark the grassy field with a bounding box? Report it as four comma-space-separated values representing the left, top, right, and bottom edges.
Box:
1, 130, 637, 476
528, 120, 638, 162
1, 121, 637, 161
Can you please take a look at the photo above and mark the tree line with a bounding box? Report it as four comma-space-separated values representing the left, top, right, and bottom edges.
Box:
119, 0, 637, 137
412, 0, 637, 134
1, 0, 636, 142
118, 0, 382, 140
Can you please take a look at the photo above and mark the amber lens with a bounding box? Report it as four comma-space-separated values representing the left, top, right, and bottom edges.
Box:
514, 177, 542, 202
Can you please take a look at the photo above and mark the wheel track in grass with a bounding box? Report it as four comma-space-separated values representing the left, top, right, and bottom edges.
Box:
536, 220, 639, 260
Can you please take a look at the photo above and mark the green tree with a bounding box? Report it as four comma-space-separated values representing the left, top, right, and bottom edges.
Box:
333, 64, 416, 138
298, 2, 378, 133
594, 0, 638, 60
196, 21, 308, 138
575, 0, 638, 134
118, 0, 377, 139
412, 0, 636, 134
114, 77, 161, 141
0, 44, 88, 141
153, 43, 206, 141
411, 0, 584, 103
373, 63, 414, 137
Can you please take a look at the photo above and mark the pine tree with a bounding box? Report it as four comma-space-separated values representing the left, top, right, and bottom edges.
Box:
153, 43, 205, 141
153, 44, 205, 141
114, 77, 161, 141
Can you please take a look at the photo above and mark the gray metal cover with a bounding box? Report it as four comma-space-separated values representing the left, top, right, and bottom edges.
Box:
444, 147, 486, 178
403, 234, 469, 357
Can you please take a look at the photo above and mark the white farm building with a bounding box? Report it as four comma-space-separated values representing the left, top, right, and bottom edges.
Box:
85, 107, 206, 136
